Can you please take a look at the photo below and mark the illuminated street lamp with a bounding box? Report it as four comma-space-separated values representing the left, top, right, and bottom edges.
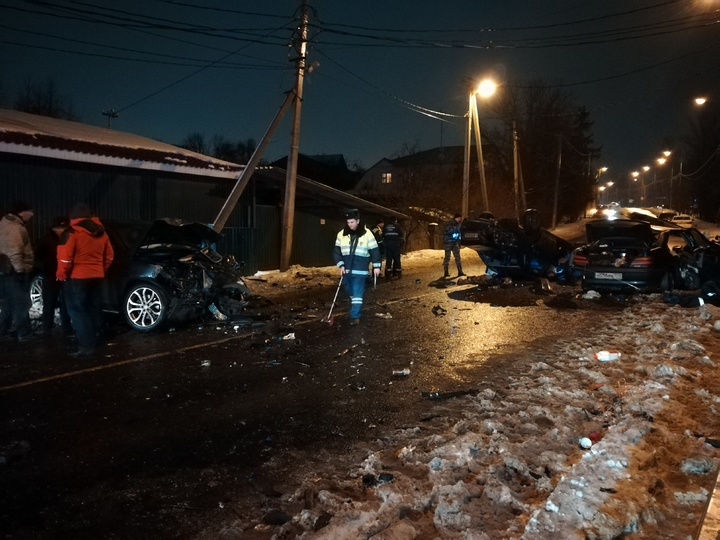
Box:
462, 78, 497, 217
695, 96, 708, 106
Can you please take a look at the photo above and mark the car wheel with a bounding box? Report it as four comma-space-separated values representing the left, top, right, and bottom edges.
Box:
29, 275, 44, 319
123, 282, 169, 331
660, 271, 675, 291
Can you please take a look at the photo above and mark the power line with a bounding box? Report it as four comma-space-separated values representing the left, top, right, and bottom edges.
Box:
0, 24, 288, 69
117, 21, 298, 113
312, 0, 680, 34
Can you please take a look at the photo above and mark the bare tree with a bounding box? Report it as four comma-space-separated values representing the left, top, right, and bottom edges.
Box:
485, 80, 600, 222
212, 135, 257, 164
14, 77, 78, 120
179, 132, 209, 154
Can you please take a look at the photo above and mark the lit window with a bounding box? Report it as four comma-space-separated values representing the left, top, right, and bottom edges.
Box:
381, 172, 392, 184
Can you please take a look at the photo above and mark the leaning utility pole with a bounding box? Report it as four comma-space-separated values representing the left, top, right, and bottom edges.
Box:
279, 1, 310, 271
213, 91, 295, 232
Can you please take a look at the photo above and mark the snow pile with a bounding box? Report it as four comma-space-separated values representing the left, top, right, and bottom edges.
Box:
264, 296, 720, 539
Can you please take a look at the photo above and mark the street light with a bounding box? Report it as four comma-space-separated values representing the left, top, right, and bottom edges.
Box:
695, 96, 708, 106
462, 78, 497, 218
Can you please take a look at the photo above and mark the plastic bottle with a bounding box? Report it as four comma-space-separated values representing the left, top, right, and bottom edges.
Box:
392, 368, 410, 376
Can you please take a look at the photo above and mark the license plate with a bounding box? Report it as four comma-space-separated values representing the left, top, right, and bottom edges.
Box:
464, 232, 479, 239
595, 272, 622, 280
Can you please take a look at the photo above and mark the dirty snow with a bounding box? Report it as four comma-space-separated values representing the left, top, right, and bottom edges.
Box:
233, 246, 720, 539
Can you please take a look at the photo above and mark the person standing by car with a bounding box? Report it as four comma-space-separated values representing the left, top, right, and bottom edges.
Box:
34, 217, 73, 337
0, 200, 35, 342
443, 213, 465, 278
370, 219, 385, 275
57, 203, 114, 357
333, 208, 381, 326
383, 218, 405, 279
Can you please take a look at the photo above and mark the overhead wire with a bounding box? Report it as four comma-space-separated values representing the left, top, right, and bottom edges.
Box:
0, 24, 287, 69
314, 49, 462, 123
311, 0, 680, 33
116, 19, 297, 113
1, 0, 716, 133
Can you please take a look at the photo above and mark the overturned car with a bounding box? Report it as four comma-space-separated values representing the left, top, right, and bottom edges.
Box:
32, 219, 253, 331
460, 210, 575, 281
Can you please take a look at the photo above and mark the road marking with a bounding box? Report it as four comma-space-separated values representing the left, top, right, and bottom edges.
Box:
1, 287, 460, 393
0, 333, 251, 392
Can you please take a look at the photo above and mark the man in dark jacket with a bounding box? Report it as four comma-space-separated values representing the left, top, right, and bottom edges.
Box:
382, 218, 405, 278
34, 217, 72, 336
333, 209, 381, 325
443, 213, 465, 278
57, 203, 114, 357
0, 200, 35, 342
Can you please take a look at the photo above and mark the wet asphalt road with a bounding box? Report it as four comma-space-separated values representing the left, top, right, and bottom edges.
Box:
0, 253, 628, 538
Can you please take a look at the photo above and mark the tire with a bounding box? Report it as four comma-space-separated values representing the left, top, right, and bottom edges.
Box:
660, 271, 674, 291
123, 282, 169, 331
29, 275, 44, 319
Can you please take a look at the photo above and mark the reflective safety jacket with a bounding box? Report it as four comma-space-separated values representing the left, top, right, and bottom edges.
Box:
57, 217, 114, 280
382, 221, 405, 247
333, 224, 381, 276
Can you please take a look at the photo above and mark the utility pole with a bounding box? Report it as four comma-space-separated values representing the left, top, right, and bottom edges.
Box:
102, 109, 118, 128
512, 121, 520, 220
551, 134, 562, 229
280, 0, 309, 271
213, 91, 295, 232
470, 97, 489, 213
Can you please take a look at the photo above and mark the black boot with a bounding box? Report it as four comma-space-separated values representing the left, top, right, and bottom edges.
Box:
457, 266, 466, 277
443, 268, 450, 278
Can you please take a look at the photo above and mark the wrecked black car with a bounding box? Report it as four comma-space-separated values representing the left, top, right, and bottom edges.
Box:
103, 219, 252, 330
658, 226, 720, 290
31, 219, 253, 331
569, 219, 673, 293
460, 210, 575, 281
569, 219, 720, 293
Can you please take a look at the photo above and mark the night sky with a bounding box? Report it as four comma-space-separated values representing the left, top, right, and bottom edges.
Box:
1, 0, 718, 180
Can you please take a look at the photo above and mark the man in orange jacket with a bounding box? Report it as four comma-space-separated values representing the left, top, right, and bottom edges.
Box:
57, 203, 114, 357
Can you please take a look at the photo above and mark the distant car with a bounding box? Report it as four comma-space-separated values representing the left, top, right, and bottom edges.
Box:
29, 219, 253, 331
657, 211, 677, 222
670, 213, 694, 228
625, 211, 680, 232
570, 219, 720, 293
460, 209, 575, 281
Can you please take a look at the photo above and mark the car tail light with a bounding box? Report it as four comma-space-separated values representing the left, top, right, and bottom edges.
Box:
573, 254, 589, 266
629, 256, 652, 268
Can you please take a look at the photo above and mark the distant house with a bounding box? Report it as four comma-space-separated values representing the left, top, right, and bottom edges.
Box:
270, 153, 361, 191
352, 146, 467, 212
0, 109, 404, 272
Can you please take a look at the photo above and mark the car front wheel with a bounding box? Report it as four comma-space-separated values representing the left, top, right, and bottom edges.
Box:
123, 282, 169, 331
29, 275, 44, 318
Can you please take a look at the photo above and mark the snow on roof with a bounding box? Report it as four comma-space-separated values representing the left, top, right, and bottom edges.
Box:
0, 109, 243, 179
